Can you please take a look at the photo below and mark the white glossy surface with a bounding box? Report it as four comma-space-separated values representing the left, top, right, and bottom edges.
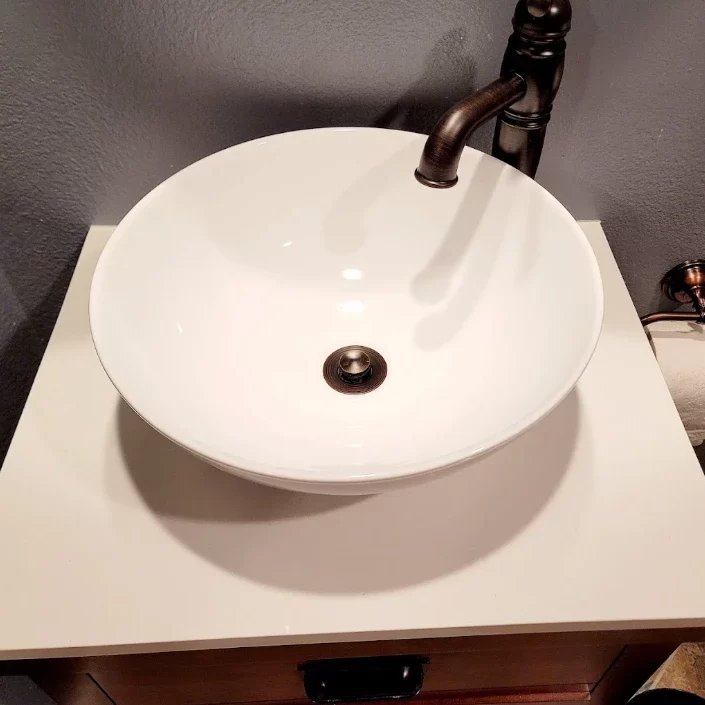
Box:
1, 223, 705, 659
89, 128, 603, 493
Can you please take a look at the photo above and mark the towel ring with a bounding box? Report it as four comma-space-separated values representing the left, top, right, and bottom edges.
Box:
640, 260, 705, 326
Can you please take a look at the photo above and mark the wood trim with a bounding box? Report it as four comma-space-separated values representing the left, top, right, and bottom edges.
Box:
589, 645, 677, 705
363, 685, 591, 705
43, 684, 590, 705
32, 673, 115, 705
421, 693, 589, 705
3, 627, 703, 677
82, 644, 615, 705
261, 686, 592, 705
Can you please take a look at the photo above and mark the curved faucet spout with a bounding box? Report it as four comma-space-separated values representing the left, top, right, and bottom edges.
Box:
415, 0, 572, 187
415, 76, 526, 188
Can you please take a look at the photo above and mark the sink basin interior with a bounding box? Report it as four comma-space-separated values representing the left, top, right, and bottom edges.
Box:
90, 127, 603, 490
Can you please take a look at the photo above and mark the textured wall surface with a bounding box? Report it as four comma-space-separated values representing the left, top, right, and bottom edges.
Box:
1, 0, 705, 458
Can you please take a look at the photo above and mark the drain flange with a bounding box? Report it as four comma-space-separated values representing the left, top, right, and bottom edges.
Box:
323, 345, 387, 395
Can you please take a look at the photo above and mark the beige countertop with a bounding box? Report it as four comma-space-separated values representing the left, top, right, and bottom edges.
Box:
1, 222, 704, 660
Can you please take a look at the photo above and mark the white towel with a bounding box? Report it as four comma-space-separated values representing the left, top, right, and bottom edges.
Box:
646, 320, 705, 446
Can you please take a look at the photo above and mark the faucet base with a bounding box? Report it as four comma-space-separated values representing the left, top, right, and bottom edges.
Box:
492, 115, 548, 179
491, 0, 571, 178
413, 170, 458, 189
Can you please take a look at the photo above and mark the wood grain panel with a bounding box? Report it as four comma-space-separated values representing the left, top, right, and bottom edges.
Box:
6, 626, 705, 678
422, 646, 619, 691
589, 645, 676, 705
33, 673, 115, 705
91, 660, 304, 705
89, 645, 619, 705
259, 685, 592, 705
99, 685, 591, 705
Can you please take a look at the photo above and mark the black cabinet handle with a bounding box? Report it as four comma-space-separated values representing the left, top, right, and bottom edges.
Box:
299, 656, 428, 704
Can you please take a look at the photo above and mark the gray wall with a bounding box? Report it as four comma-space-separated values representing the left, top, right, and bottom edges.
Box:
2, 0, 705, 458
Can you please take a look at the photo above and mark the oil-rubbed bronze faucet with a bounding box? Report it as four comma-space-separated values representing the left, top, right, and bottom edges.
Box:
415, 0, 572, 188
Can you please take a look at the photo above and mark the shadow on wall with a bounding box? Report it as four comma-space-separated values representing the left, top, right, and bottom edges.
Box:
374, 28, 477, 137
0, 215, 86, 463
115, 389, 585, 594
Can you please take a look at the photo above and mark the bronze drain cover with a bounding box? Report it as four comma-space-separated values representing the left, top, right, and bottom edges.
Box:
323, 345, 387, 395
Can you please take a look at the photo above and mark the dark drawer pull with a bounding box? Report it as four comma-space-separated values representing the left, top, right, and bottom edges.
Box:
299, 656, 428, 704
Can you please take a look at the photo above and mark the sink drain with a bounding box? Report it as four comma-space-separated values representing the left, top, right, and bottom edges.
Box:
323, 345, 387, 395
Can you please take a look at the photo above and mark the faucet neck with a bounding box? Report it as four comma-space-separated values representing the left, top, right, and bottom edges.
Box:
491, 0, 572, 178
415, 75, 526, 188
415, 0, 572, 187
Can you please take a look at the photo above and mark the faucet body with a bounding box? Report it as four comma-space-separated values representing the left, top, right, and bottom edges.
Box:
416, 0, 572, 188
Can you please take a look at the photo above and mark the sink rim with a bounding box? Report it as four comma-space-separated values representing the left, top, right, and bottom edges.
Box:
89, 127, 604, 490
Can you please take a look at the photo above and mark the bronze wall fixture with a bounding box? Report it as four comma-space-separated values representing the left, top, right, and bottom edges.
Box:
416, 0, 572, 187
640, 261, 705, 326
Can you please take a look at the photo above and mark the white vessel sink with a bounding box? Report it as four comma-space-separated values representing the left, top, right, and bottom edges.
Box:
90, 127, 603, 494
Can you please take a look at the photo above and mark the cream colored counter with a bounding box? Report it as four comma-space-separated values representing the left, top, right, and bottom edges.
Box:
1, 222, 704, 660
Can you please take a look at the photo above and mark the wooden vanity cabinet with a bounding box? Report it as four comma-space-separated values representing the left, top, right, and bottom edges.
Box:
7, 628, 704, 705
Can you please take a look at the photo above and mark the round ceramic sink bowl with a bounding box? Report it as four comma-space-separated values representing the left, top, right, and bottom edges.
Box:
90, 127, 603, 495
